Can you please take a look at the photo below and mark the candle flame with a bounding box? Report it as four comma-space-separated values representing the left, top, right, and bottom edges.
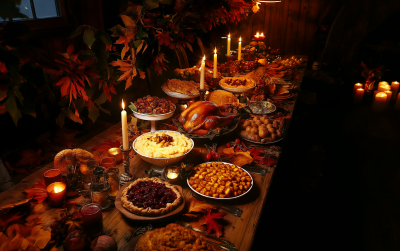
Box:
214, 47, 217, 54
228, 33, 230, 38
54, 185, 63, 193
239, 37, 241, 42
261, 32, 264, 36
122, 99, 125, 110
202, 55, 205, 61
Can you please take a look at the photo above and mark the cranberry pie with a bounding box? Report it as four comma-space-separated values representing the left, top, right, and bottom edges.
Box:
121, 177, 182, 216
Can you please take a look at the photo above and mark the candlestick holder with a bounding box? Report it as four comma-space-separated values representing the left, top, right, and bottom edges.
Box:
199, 89, 206, 101
119, 145, 134, 187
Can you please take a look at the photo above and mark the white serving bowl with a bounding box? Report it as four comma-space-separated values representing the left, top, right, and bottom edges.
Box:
132, 130, 194, 166
219, 77, 256, 94
132, 104, 176, 121
161, 85, 200, 100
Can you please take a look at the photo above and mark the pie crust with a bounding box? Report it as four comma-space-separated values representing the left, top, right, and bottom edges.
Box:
121, 177, 182, 216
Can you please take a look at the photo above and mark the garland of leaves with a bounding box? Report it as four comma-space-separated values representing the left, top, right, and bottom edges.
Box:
0, 0, 258, 127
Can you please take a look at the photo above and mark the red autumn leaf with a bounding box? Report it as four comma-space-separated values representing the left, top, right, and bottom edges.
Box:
204, 209, 227, 238
0, 198, 32, 232
151, 52, 169, 75
249, 148, 277, 166
184, 198, 217, 215
23, 179, 48, 203
156, 31, 171, 46
90, 139, 121, 153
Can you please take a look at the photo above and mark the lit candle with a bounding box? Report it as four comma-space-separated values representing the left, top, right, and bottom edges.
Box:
395, 93, 400, 109
378, 82, 390, 92
200, 55, 205, 89
384, 90, 392, 109
353, 83, 363, 96
46, 182, 66, 207
238, 37, 242, 61
121, 100, 129, 150
213, 48, 217, 78
373, 92, 387, 112
167, 171, 178, 180
227, 34, 231, 56
391, 81, 399, 101
254, 32, 259, 40
108, 147, 123, 163
260, 32, 265, 39
354, 88, 364, 104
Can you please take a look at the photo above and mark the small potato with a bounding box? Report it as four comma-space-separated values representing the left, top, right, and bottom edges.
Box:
271, 133, 277, 141
276, 130, 282, 138
243, 120, 251, 127
259, 127, 268, 138
272, 121, 279, 128
266, 124, 273, 129
251, 134, 261, 142
251, 122, 258, 128
258, 124, 266, 131
264, 119, 271, 125
253, 117, 259, 122
268, 127, 275, 133
255, 120, 263, 126
260, 117, 265, 122
250, 127, 258, 134
246, 126, 252, 132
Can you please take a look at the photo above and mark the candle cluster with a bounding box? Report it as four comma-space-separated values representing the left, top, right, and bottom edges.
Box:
254, 32, 265, 40
355, 81, 400, 111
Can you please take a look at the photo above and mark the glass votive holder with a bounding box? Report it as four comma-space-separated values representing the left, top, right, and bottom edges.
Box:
101, 157, 116, 169
46, 182, 67, 207
164, 166, 181, 184
44, 169, 62, 187
81, 203, 103, 237
108, 148, 123, 163
105, 167, 119, 198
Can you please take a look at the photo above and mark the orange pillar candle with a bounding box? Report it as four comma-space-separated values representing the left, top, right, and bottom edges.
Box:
43, 169, 62, 186
354, 88, 364, 104
373, 92, 387, 112
384, 90, 392, 109
353, 83, 363, 96
46, 182, 66, 207
391, 81, 399, 101
395, 93, 400, 109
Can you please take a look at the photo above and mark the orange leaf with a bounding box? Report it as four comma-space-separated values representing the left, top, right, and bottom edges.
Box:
138, 70, 145, 79
118, 68, 132, 81
67, 45, 74, 57
204, 210, 227, 238
23, 179, 48, 203
125, 77, 132, 90
189, 217, 207, 232
121, 45, 129, 60
185, 198, 217, 214
230, 151, 253, 167
217, 146, 234, 157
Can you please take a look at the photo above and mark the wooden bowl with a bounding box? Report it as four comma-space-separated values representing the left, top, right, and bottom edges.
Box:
115, 182, 185, 222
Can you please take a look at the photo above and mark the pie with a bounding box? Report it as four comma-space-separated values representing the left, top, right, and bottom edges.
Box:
121, 177, 182, 216
162, 79, 201, 96
136, 223, 218, 251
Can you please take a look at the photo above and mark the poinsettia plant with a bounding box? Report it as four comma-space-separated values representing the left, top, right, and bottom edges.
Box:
0, 0, 258, 127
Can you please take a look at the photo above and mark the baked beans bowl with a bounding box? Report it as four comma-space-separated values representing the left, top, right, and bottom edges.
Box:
187, 162, 253, 200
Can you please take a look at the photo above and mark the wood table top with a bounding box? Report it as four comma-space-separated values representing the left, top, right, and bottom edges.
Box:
0, 65, 306, 251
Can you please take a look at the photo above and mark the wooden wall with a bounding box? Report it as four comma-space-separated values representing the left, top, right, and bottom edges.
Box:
248, 0, 327, 61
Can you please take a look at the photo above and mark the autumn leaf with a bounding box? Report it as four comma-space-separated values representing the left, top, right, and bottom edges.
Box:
23, 179, 48, 203
6, 223, 51, 250
184, 198, 217, 215
204, 210, 227, 238
188, 217, 207, 232
249, 148, 277, 166
90, 139, 121, 153
0, 199, 32, 232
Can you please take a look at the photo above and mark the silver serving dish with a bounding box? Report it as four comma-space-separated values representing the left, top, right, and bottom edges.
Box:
187, 161, 253, 200
246, 101, 276, 114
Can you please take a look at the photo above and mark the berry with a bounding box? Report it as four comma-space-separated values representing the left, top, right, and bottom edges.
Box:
206, 153, 212, 161
235, 139, 241, 144
214, 154, 220, 160
210, 150, 216, 155
226, 143, 231, 148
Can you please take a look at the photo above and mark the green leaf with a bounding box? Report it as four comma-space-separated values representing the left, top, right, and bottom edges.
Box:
128, 102, 137, 112
67, 108, 83, 124
5, 91, 22, 126
94, 93, 107, 105
137, 29, 148, 39
109, 25, 125, 37
134, 39, 142, 48
98, 106, 111, 115
69, 26, 83, 38
88, 104, 99, 123
135, 57, 150, 72
146, 0, 159, 10
83, 28, 96, 49
97, 30, 112, 46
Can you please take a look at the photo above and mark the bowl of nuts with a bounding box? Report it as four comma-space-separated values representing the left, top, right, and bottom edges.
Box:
187, 162, 253, 200
132, 130, 194, 166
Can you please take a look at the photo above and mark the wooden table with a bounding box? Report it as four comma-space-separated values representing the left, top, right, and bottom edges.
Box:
0, 64, 306, 251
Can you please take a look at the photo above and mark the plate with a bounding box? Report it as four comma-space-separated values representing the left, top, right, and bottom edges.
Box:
187, 161, 253, 200
246, 101, 276, 114
115, 182, 185, 222
239, 134, 283, 145
132, 104, 176, 121
161, 85, 200, 100
219, 77, 256, 94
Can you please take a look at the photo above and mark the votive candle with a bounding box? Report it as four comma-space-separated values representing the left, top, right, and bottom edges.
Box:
46, 182, 66, 207
373, 92, 387, 112
354, 88, 364, 104
353, 83, 363, 96
384, 90, 392, 109
108, 148, 123, 163
391, 81, 399, 101
43, 169, 62, 187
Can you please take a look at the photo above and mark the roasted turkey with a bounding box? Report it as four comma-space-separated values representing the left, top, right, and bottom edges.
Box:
179, 101, 239, 134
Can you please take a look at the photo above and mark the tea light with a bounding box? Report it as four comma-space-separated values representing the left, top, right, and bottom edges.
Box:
353, 83, 363, 96
167, 171, 178, 180
108, 147, 123, 163
46, 182, 66, 207
43, 169, 62, 187
373, 92, 387, 112
391, 81, 399, 101
354, 88, 364, 104
165, 167, 180, 184
259, 32, 265, 39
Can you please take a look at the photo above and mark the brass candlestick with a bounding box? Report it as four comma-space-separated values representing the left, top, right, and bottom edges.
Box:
119, 145, 134, 187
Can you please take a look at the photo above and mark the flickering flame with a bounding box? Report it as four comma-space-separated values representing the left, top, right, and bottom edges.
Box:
122, 99, 125, 110
239, 37, 242, 42
54, 185, 63, 193
202, 55, 205, 61
214, 48, 217, 54
261, 32, 264, 36
228, 33, 230, 38
256, 32, 259, 37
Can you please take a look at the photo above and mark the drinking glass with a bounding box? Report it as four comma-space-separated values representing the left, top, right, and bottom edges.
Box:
91, 166, 111, 210
81, 203, 103, 237
83, 160, 100, 190
105, 167, 119, 197
101, 157, 116, 169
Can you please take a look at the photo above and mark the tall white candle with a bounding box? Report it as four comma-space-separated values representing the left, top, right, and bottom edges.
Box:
354, 88, 364, 104
353, 83, 363, 96
213, 48, 217, 78
391, 81, 399, 101
384, 90, 392, 109
238, 37, 242, 61
373, 92, 387, 112
227, 34, 231, 56
395, 93, 400, 109
121, 99, 129, 150
200, 55, 205, 89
